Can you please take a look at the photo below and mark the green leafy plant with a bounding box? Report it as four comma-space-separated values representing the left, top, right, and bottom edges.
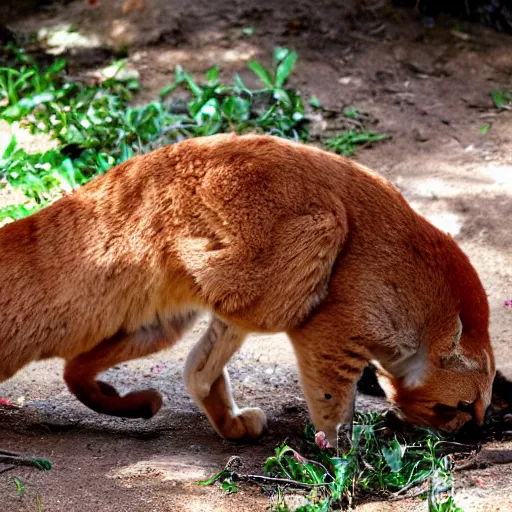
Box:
490, 89, 512, 111
13, 477, 24, 497
0, 45, 387, 224
202, 414, 466, 511
324, 130, 389, 157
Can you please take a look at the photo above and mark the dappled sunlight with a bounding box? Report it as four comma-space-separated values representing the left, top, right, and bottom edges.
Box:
109, 458, 211, 484
487, 165, 512, 185
150, 40, 260, 72
0, 120, 57, 155
39, 24, 102, 54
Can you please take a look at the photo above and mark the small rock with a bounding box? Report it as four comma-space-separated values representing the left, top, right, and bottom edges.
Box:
412, 127, 429, 142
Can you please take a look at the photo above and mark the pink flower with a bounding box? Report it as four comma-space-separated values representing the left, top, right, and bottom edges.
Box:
0, 397, 13, 407
315, 431, 333, 450
505, 300, 512, 308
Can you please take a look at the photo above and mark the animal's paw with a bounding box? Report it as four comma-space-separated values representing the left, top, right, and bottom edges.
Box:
96, 380, 162, 418
120, 388, 163, 419
224, 407, 267, 441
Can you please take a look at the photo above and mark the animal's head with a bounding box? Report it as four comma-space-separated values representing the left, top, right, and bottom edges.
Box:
374, 233, 495, 431
377, 312, 495, 431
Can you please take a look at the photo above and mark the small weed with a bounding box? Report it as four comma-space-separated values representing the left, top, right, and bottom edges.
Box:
324, 130, 389, 157
490, 89, 512, 111
13, 476, 24, 497
242, 27, 255, 37
201, 413, 466, 511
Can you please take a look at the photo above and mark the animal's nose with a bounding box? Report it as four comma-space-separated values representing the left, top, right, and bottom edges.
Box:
473, 398, 486, 426
458, 398, 485, 426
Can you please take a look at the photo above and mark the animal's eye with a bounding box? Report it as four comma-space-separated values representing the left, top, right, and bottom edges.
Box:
432, 403, 458, 420
457, 400, 475, 414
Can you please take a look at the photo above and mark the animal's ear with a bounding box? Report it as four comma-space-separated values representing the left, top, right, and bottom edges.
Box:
451, 315, 463, 348
439, 316, 479, 372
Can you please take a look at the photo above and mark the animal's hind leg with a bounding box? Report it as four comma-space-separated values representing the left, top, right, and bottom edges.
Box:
64, 311, 197, 419
184, 316, 266, 440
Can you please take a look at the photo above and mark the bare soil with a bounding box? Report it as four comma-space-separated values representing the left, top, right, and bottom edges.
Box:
1, 1, 512, 510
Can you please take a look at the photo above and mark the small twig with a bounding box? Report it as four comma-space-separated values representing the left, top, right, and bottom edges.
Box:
392, 478, 425, 497
390, 485, 428, 501
453, 456, 483, 472
235, 472, 332, 489
0, 450, 51, 469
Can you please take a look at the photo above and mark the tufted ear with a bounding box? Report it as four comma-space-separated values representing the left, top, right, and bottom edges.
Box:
439, 316, 479, 372
452, 315, 463, 348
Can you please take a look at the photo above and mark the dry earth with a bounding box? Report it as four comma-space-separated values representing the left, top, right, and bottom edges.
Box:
0, 1, 511, 510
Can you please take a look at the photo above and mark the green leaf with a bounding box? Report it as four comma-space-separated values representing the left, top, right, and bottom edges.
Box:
194, 98, 221, 125
13, 477, 24, 496
491, 89, 512, 111
120, 141, 134, 162
222, 96, 250, 121
198, 469, 230, 486
60, 158, 78, 189
275, 51, 297, 87
1, 103, 23, 120
247, 61, 274, 88
382, 439, 404, 473
343, 107, 360, 119
206, 65, 220, 83
32, 457, 53, 471
234, 73, 251, 95
274, 47, 290, 62
221, 477, 238, 494
183, 74, 204, 98
2, 135, 18, 159
45, 58, 67, 76
309, 96, 322, 109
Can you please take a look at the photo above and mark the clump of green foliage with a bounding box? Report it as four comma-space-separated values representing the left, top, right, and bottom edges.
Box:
490, 89, 512, 111
201, 413, 465, 511
0, 45, 387, 223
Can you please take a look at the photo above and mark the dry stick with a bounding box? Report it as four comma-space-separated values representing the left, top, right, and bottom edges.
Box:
236, 473, 329, 489
0, 449, 49, 468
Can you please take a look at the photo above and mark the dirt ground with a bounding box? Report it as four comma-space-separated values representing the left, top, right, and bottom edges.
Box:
1, 0, 511, 510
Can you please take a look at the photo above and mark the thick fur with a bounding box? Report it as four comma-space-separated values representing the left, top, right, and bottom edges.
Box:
0, 134, 495, 444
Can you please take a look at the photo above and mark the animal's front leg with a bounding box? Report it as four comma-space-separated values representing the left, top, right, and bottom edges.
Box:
184, 317, 266, 440
289, 322, 370, 449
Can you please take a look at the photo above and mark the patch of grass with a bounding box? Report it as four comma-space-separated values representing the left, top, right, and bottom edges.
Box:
201, 413, 466, 511
324, 130, 389, 157
13, 476, 24, 497
490, 89, 512, 111
0, 45, 387, 223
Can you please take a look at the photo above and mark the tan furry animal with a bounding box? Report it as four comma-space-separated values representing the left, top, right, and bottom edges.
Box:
0, 133, 495, 446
